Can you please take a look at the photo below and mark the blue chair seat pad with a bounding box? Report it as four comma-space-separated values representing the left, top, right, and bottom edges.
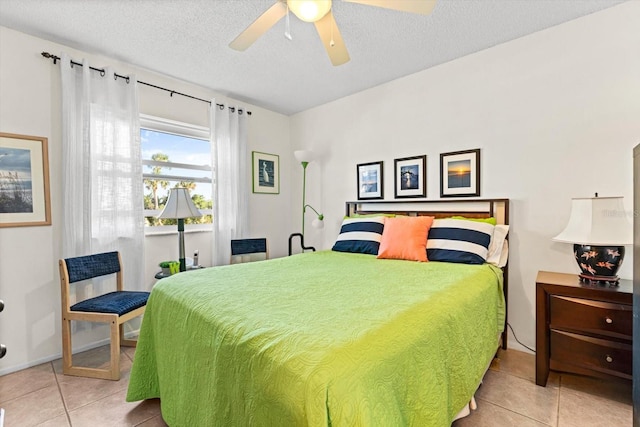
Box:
71, 291, 149, 316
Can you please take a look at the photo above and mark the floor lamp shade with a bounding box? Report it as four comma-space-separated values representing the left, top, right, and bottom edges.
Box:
294, 150, 316, 164
158, 188, 202, 272
553, 196, 632, 283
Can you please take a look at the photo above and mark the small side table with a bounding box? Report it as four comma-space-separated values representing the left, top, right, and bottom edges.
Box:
155, 265, 205, 280
535, 271, 632, 386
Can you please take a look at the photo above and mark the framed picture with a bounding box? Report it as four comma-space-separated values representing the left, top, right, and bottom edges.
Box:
0, 133, 51, 228
357, 161, 383, 200
394, 155, 426, 199
252, 151, 279, 194
440, 149, 481, 197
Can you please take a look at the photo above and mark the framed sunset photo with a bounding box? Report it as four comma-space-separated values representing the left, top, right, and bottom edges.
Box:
440, 149, 480, 197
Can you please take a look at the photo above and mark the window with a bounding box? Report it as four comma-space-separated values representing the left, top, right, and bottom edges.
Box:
141, 115, 212, 229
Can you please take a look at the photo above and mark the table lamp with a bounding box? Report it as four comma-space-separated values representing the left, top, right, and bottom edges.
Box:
158, 187, 202, 272
552, 195, 632, 284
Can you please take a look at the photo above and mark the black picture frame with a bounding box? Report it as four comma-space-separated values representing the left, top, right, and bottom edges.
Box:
357, 161, 384, 200
440, 149, 481, 198
394, 155, 426, 199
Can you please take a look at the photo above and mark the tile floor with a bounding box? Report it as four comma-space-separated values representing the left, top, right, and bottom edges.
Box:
0, 346, 632, 426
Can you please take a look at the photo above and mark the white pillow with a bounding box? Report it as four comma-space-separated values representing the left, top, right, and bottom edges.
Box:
487, 224, 509, 267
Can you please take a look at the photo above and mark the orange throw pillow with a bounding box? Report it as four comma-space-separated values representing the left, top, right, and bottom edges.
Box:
377, 216, 434, 262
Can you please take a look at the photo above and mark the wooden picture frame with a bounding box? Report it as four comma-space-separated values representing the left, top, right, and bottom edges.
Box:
394, 155, 426, 199
252, 151, 279, 194
357, 161, 384, 200
0, 132, 51, 227
440, 149, 481, 198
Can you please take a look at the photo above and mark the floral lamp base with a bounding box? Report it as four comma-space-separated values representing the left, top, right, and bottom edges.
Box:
574, 244, 624, 285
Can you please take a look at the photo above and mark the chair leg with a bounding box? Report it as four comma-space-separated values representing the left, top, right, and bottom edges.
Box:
61, 316, 73, 374
109, 320, 120, 380
120, 323, 137, 347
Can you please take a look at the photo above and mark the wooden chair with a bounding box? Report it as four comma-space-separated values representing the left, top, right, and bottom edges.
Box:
230, 238, 269, 264
59, 251, 149, 380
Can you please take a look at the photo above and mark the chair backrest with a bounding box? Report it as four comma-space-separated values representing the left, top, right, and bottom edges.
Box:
59, 251, 123, 312
230, 238, 268, 264
64, 251, 121, 283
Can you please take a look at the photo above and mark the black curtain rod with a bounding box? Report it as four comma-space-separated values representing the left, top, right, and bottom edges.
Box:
41, 52, 251, 115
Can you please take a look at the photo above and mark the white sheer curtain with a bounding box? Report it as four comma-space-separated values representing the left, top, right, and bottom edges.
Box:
210, 101, 249, 266
61, 53, 144, 289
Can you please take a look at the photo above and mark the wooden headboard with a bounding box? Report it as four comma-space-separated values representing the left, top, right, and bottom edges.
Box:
345, 198, 510, 349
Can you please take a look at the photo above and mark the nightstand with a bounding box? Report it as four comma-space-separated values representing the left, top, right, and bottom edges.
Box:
535, 271, 632, 386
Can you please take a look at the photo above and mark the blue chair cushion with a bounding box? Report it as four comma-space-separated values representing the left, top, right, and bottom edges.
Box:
71, 291, 149, 316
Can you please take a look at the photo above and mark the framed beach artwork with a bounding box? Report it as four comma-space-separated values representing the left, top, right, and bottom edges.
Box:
357, 161, 384, 200
252, 151, 279, 194
0, 132, 51, 227
394, 155, 426, 199
440, 149, 480, 197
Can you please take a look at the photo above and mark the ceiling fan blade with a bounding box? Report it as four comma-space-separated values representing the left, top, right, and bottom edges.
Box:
314, 11, 350, 66
342, 0, 436, 15
229, 1, 288, 51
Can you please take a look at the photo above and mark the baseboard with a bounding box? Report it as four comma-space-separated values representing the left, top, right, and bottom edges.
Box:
0, 330, 139, 376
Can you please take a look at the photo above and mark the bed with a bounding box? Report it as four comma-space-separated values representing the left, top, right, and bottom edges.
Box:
127, 199, 509, 426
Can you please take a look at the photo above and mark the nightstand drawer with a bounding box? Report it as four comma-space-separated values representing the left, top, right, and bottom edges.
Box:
549, 295, 632, 339
550, 330, 632, 378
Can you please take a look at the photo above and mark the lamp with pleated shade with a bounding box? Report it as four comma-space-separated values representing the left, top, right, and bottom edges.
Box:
158, 188, 202, 272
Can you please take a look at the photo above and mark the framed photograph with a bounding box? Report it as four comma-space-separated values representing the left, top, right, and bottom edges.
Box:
394, 155, 426, 198
440, 149, 481, 197
252, 151, 279, 194
0, 133, 51, 227
357, 161, 383, 200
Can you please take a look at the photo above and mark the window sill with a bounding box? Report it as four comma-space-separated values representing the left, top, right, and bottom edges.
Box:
145, 227, 212, 237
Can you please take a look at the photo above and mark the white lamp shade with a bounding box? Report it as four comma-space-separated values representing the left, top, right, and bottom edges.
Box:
287, 0, 331, 22
311, 217, 324, 229
552, 196, 632, 245
294, 150, 315, 163
157, 188, 202, 219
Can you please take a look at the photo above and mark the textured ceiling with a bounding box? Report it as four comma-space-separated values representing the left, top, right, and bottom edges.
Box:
0, 0, 626, 115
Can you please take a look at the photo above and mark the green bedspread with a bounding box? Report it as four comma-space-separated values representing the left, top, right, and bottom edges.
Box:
127, 251, 505, 426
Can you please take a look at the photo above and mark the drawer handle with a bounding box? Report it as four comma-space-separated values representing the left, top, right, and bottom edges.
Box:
605, 355, 613, 363
605, 317, 613, 324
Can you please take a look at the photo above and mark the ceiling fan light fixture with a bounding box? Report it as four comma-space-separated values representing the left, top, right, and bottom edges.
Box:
287, 0, 332, 23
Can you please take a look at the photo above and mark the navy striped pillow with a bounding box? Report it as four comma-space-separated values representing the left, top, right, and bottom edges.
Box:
332, 217, 385, 255
426, 218, 494, 264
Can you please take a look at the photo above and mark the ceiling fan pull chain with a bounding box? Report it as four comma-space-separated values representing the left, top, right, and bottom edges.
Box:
284, 5, 293, 40
330, 12, 335, 47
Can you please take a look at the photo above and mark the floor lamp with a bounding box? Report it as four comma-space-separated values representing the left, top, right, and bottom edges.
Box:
288, 150, 324, 255
158, 188, 202, 272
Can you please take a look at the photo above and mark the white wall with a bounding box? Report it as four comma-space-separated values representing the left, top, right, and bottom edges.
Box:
0, 26, 292, 374
290, 2, 640, 352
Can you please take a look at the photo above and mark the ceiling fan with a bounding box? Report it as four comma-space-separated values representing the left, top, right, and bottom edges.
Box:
229, 0, 437, 66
